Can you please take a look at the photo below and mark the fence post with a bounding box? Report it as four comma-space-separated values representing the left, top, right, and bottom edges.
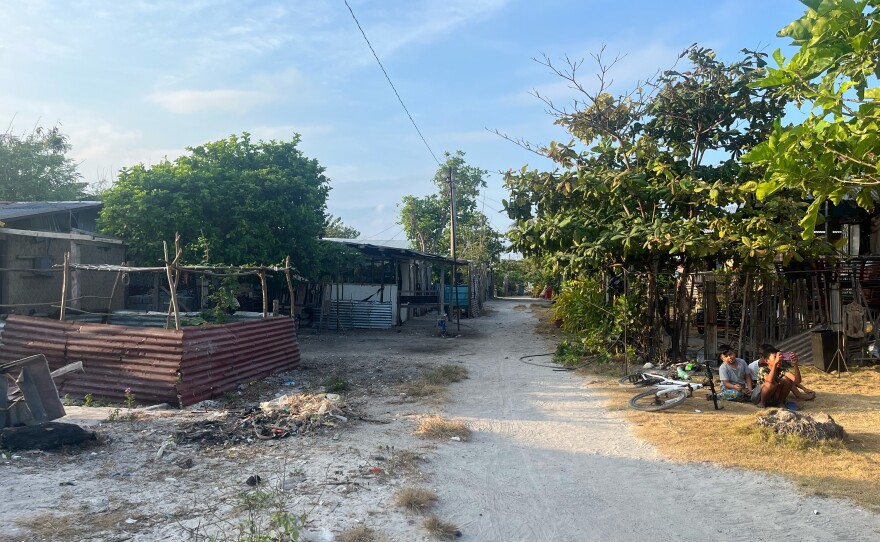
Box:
705, 274, 717, 365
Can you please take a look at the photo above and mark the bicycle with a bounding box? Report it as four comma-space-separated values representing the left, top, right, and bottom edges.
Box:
619, 363, 722, 412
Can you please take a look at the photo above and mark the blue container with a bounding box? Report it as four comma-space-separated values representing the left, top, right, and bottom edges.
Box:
443, 285, 469, 307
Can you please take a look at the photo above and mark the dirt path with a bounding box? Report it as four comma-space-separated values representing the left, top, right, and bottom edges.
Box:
424, 298, 880, 541
1, 298, 879, 541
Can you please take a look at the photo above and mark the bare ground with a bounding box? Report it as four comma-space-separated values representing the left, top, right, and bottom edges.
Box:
1, 298, 879, 541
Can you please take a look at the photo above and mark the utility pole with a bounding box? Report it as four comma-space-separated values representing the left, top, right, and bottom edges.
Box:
449, 165, 460, 332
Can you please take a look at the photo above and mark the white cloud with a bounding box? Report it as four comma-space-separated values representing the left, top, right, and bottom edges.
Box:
147, 89, 273, 114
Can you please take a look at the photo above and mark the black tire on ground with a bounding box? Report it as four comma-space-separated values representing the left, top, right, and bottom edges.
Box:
618, 373, 665, 387
628, 388, 689, 411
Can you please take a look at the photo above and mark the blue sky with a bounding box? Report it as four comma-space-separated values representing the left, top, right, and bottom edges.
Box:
1, 0, 809, 244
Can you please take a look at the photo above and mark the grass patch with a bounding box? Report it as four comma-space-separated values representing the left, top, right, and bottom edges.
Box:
394, 487, 438, 513
386, 448, 424, 476
337, 525, 379, 542
14, 509, 132, 541
594, 363, 880, 511
323, 375, 348, 393
422, 515, 460, 540
401, 365, 468, 400
414, 415, 471, 441
423, 365, 469, 385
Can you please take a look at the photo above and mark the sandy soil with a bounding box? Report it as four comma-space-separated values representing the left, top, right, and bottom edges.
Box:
1, 298, 879, 541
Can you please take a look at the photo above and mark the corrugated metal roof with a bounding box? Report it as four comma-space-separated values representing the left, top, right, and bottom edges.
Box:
0, 201, 102, 221
324, 239, 467, 265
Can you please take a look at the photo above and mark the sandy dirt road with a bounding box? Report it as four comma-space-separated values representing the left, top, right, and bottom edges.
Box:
422, 298, 880, 541
1, 297, 878, 541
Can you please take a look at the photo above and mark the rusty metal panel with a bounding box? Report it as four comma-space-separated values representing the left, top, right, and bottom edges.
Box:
177, 317, 299, 405
0, 315, 300, 407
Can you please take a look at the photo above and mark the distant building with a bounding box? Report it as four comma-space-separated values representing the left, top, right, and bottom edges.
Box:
0, 201, 126, 316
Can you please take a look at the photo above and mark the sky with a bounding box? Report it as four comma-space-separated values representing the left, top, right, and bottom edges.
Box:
1, 0, 810, 245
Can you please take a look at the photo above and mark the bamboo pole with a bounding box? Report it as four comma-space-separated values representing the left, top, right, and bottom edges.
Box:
59, 252, 69, 321
284, 256, 295, 319
163, 241, 181, 330
260, 270, 268, 318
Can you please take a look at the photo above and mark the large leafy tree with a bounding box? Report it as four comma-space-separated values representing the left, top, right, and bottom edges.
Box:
323, 215, 360, 239
505, 47, 831, 359
744, 0, 880, 235
0, 126, 87, 201
399, 151, 503, 263
100, 133, 330, 276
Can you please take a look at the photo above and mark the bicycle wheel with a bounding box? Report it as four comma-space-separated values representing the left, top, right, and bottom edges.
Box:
618, 373, 664, 387
629, 388, 689, 411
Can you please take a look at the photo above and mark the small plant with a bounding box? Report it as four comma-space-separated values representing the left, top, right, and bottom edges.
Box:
322, 375, 348, 393
422, 515, 460, 540
84, 393, 93, 407
124, 387, 135, 410
206, 276, 240, 324
423, 365, 468, 385
394, 487, 438, 513
414, 415, 471, 441
336, 525, 377, 542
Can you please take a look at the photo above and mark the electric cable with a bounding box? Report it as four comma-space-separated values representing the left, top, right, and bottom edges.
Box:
344, 0, 441, 166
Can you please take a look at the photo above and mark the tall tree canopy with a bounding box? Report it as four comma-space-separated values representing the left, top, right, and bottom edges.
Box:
399, 151, 503, 263
100, 133, 330, 276
743, 0, 880, 236
323, 215, 361, 239
504, 46, 834, 358
0, 126, 86, 201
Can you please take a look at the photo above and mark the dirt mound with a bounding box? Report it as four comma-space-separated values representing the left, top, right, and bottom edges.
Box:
756, 409, 845, 441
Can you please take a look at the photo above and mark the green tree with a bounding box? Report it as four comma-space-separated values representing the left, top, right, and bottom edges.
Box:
743, 0, 880, 236
99, 133, 330, 276
323, 215, 361, 239
399, 151, 503, 263
0, 126, 86, 201
504, 47, 832, 359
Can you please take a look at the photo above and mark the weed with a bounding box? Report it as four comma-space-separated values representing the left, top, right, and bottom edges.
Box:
414, 415, 471, 441
394, 487, 438, 513
423, 365, 468, 385
323, 375, 348, 393
124, 387, 135, 409
386, 448, 424, 475
336, 525, 378, 542
422, 515, 460, 540
84, 393, 93, 407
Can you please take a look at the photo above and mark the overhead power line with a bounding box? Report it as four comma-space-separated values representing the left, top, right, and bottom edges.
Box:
344, 0, 441, 166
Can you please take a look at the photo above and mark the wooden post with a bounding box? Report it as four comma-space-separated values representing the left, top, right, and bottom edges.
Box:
737, 273, 750, 358
260, 270, 268, 318
69, 241, 81, 312
163, 241, 181, 330
165, 236, 182, 328
439, 263, 445, 318
284, 256, 295, 319
59, 252, 69, 321
705, 274, 717, 365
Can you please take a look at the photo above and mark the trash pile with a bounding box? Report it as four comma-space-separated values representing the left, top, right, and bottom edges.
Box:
175, 393, 352, 446
756, 409, 845, 442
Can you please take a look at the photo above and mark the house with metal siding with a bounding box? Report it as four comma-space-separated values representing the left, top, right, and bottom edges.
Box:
0, 202, 126, 316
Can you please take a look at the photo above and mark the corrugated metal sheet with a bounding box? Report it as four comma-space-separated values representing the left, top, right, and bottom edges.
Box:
0, 315, 299, 406
326, 300, 392, 329
177, 318, 299, 405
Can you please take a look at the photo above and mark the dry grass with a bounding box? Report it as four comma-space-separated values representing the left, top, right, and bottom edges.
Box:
422, 515, 461, 540
414, 414, 472, 441
13, 510, 133, 541
337, 525, 380, 542
395, 487, 439, 513
601, 364, 880, 511
386, 449, 425, 476
401, 364, 469, 400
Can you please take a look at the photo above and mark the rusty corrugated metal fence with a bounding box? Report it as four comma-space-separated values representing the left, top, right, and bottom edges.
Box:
0, 315, 300, 406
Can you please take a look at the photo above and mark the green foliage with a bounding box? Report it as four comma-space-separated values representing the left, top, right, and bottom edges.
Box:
204, 276, 240, 324
0, 127, 86, 201
505, 46, 837, 359
84, 393, 93, 407
554, 340, 595, 366
322, 375, 348, 392
399, 151, 504, 262
323, 215, 360, 239
552, 276, 640, 356
99, 133, 330, 275
743, 0, 880, 238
